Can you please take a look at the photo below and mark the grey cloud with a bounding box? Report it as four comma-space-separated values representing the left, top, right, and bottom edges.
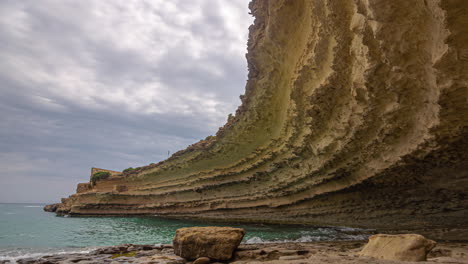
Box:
0, 0, 253, 203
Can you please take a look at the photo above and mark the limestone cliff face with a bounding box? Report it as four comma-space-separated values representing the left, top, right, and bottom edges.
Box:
56, 0, 468, 240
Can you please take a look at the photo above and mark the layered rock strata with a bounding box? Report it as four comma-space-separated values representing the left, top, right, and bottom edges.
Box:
54, 0, 468, 239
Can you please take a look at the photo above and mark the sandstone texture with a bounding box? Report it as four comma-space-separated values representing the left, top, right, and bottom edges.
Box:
7, 241, 468, 264
51, 0, 468, 240
173, 227, 245, 261
358, 234, 437, 261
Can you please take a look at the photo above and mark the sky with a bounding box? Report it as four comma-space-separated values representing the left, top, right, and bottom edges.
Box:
0, 0, 253, 203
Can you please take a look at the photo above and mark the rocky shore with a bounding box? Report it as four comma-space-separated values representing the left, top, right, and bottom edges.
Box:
3, 226, 467, 263
4, 241, 467, 264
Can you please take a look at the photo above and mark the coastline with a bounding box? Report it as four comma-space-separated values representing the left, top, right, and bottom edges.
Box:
1, 204, 382, 262
3, 204, 466, 263
4, 241, 467, 264
47, 211, 468, 242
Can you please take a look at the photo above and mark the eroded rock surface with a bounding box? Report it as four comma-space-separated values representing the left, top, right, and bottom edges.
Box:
53, 0, 468, 239
173, 227, 245, 261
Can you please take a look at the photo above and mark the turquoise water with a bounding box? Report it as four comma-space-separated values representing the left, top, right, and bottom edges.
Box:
0, 203, 370, 261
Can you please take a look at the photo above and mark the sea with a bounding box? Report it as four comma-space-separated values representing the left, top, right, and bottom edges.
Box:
0, 203, 371, 262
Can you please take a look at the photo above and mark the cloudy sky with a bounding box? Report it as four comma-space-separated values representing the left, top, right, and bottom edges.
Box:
0, 0, 253, 203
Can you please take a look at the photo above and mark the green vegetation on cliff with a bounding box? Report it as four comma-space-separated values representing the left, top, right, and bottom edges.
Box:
91, 171, 110, 184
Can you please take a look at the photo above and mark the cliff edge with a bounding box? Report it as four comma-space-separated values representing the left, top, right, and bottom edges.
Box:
54, 0, 468, 240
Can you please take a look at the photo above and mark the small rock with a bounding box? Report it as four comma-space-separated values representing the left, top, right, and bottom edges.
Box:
127, 245, 137, 251
358, 233, 436, 261
142, 245, 156, 250
148, 255, 186, 264
173, 226, 245, 261
193, 257, 211, 264
161, 248, 174, 254
43, 203, 59, 212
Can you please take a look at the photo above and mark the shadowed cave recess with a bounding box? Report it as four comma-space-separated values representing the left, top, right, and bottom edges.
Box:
55, 0, 468, 240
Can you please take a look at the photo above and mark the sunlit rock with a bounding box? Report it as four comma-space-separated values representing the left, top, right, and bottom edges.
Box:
173, 227, 245, 261
358, 234, 436, 261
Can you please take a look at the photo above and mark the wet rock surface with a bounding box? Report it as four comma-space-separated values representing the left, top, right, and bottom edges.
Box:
6, 241, 467, 264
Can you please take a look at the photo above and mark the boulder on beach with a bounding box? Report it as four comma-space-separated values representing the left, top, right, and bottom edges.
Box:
173, 226, 245, 261
43, 203, 59, 212
358, 234, 436, 261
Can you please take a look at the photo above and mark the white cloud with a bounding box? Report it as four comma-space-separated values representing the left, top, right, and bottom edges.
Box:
0, 0, 252, 128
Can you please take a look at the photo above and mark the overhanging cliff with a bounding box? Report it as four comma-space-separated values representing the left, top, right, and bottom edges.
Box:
56, 0, 468, 240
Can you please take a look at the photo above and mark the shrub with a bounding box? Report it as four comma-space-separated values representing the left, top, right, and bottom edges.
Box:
91, 171, 110, 184
123, 167, 134, 173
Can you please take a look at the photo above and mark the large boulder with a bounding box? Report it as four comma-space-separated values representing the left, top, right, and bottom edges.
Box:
358, 234, 436, 261
173, 226, 245, 261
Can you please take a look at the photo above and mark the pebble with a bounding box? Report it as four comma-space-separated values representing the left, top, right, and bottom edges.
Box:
193, 257, 210, 264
